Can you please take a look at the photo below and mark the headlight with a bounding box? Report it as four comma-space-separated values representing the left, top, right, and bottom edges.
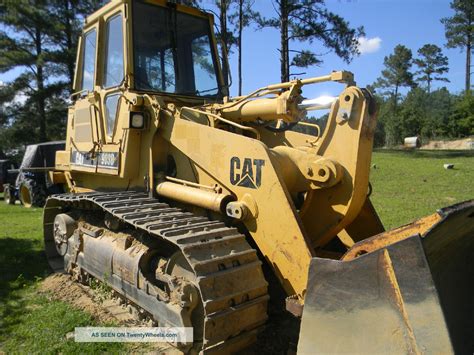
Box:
130, 112, 144, 129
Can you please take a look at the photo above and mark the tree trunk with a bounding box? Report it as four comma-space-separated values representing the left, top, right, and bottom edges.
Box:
219, 0, 230, 90
394, 83, 399, 108
35, 26, 47, 142
238, 0, 243, 95
466, 9, 472, 93
280, 0, 289, 83
64, 0, 75, 92
466, 36, 471, 93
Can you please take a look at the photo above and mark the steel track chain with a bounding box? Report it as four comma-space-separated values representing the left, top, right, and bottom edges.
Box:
44, 191, 269, 353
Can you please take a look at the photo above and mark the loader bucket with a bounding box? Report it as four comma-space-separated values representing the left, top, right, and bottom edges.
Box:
298, 200, 474, 354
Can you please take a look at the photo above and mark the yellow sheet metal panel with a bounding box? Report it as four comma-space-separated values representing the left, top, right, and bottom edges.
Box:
300, 87, 377, 248
160, 115, 314, 298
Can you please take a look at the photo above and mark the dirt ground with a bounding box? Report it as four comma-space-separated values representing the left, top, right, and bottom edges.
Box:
421, 137, 474, 150
39, 273, 298, 354
39, 274, 180, 353
40, 274, 136, 325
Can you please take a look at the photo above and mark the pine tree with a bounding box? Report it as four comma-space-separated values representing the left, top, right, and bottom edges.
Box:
0, 82, 16, 157
0, 0, 55, 142
48, 0, 104, 93
197, 0, 237, 93
218, 0, 232, 89
374, 45, 416, 146
0, 0, 103, 149
229, 0, 259, 95
441, 0, 474, 92
414, 44, 449, 94
258, 0, 363, 83
374, 45, 416, 106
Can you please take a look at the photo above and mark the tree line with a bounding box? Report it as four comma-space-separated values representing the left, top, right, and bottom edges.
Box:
371, 43, 467, 147
187, 0, 362, 91
0, 0, 104, 159
370, 0, 474, 146
0, 0, 473, 160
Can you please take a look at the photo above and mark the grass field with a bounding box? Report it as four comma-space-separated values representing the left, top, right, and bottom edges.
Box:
0, 149, 473, 353
0, 198, 125, 352
370, 149, 474, 229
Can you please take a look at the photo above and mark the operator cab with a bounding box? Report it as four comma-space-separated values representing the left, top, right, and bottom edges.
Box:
75, 0, 225, 100
133, 1, 223, 98
63, 0, 225, 179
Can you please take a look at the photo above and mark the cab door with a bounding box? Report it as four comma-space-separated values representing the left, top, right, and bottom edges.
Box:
70, 4, 139, 178
95, 8, 126, 175
70, 25, 102, 174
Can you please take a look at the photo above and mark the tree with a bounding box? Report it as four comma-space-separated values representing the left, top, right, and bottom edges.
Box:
398, 87, 428, 139
0, 1, 56, 142
48, 0, 104, 93
0, 83, 16, 158
449, 92, 474, 136
0, 0, 103, 150
441, 0, 474, 92
229, 0, 259, 95
218, 0, 231, 89
423, 87, 454, 138
374, 45, 416, 106
414, 44, 449, 94
372, 45, 416, 146
374, 98, 402, 147
215, 0, 235, 90
259, 0, 364, 83
197, 1, 237, 92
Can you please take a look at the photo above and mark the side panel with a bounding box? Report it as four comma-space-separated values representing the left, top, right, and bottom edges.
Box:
159, 116, 314, 298
65, 3, 143, 185
300, 87, 377, 248
70, 99, 99, 174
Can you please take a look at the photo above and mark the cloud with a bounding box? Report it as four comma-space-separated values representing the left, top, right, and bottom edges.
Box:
14, 92, 27, 105
358, 36, 382, 54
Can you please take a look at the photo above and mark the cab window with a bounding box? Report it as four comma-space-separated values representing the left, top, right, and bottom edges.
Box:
133, 2, 221, 97
103, 14, 124, 88
105, 94, 120, 138
81, 29, 97, 91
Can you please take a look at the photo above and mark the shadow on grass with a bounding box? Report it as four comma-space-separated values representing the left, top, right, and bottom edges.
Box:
0, 237, 51, 333
375, 149, 474, 159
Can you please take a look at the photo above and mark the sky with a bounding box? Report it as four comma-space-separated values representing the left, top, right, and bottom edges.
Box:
226, 0, 463, 100
0, 0, 464, 103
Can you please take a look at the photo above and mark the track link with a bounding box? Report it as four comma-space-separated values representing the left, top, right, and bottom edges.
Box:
44, 191, 269, 353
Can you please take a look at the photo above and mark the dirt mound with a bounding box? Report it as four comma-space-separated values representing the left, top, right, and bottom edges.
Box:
40, 274, 179, 353
40, 273, 132, 325
422, 138, 474, 150
39, 274, 296, 354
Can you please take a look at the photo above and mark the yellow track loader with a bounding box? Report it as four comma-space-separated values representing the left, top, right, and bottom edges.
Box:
43, 0, 474, 353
